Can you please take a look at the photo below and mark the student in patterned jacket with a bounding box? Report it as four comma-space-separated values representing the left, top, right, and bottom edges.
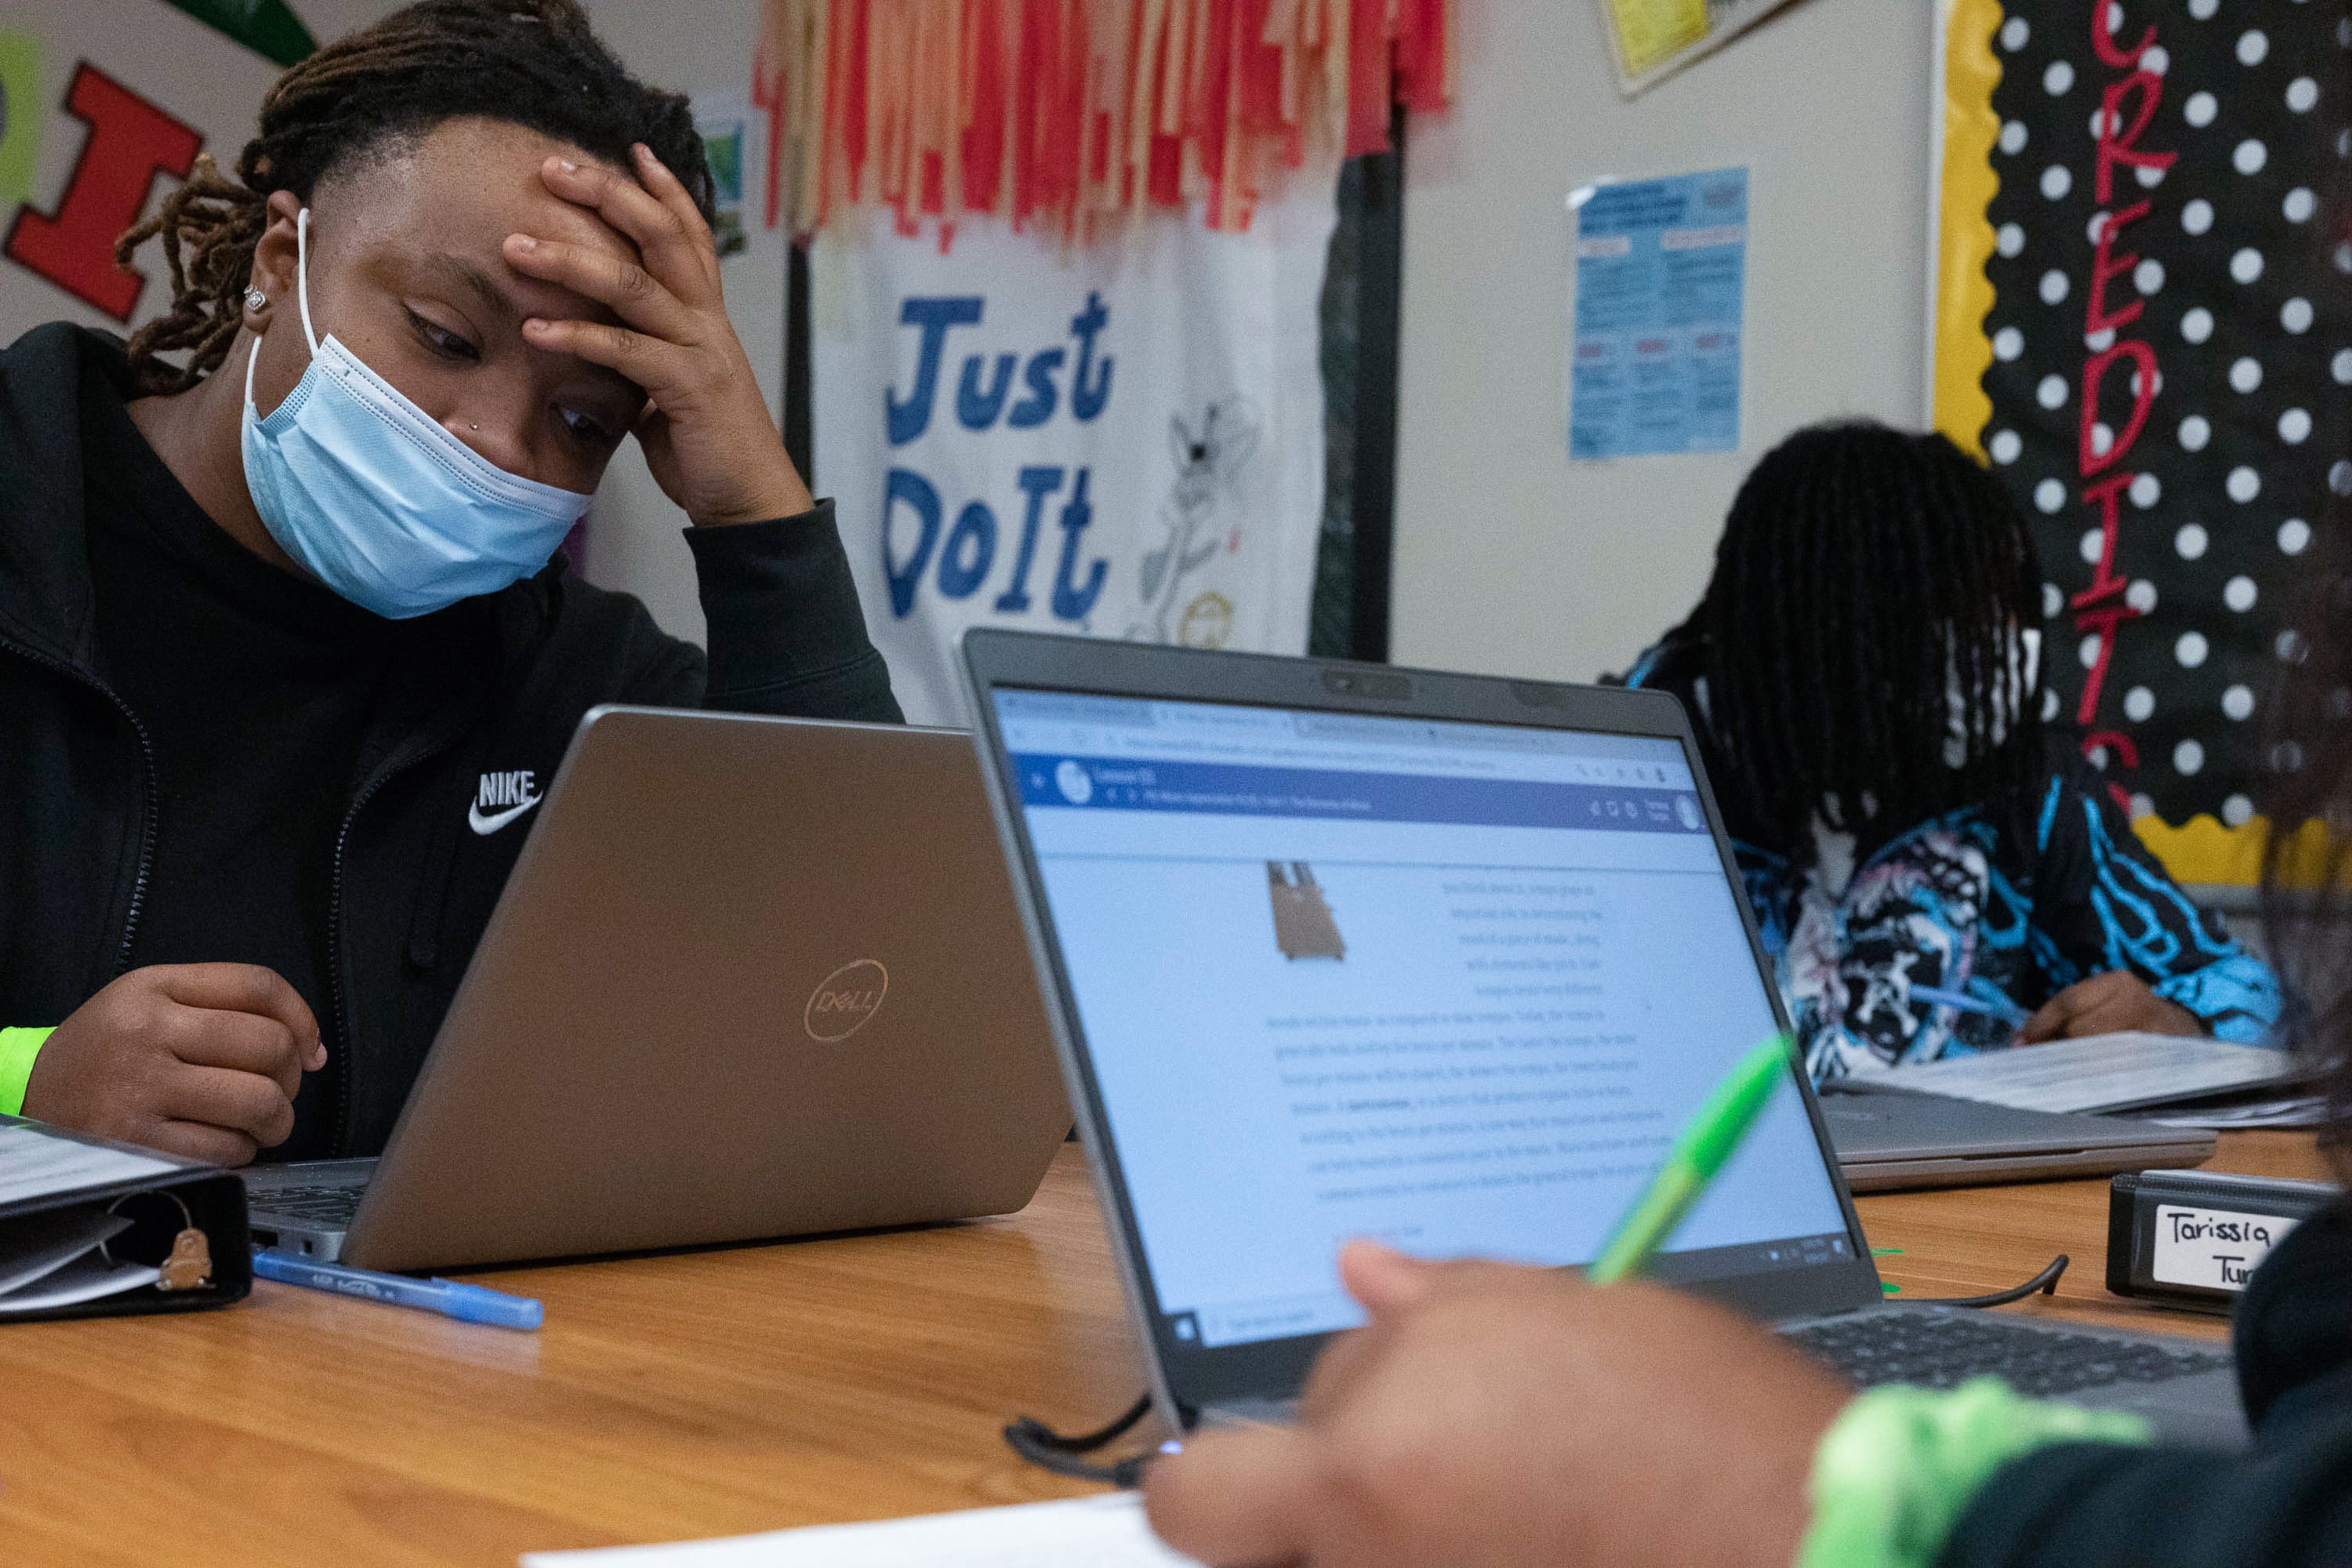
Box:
1620, 421, 2278, 1083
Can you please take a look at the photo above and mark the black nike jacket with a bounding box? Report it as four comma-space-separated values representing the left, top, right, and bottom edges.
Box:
0, 323, 900, 1156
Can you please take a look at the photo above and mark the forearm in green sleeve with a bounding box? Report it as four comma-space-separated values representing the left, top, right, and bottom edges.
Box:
1797, 1381, 2151, 1568
0, 1025, 56, 1116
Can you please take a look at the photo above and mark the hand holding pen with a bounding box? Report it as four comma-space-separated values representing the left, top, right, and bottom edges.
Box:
1145, 1033, 1845, 1568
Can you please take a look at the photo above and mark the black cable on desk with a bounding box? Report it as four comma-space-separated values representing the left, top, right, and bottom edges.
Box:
1004, 1393, 1160, 1486
1907, 1254, 2069, 1308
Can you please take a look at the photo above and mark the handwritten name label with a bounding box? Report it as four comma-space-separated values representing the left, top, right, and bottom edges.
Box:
2151, 1203, 2300, 1292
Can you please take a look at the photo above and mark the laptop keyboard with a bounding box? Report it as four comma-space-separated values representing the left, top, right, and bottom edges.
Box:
248, 1185, 365, 1226
1781, 1312, 2231, 1397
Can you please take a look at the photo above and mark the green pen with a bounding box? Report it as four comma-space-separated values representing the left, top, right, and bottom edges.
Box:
1584, 1033, 1794, 1285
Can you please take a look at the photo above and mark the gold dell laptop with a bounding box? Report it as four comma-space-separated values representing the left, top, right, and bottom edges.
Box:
242, 706, 1069, 1272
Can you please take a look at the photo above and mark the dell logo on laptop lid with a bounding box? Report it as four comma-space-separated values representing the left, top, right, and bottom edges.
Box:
806, 960, 889, 1041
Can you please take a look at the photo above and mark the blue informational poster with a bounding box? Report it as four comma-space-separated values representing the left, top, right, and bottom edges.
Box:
1568, 166, 1748, 459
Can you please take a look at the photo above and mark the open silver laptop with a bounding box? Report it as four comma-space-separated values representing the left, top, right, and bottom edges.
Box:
959, 631, 2246, 1447
243, 706, 1069, 1272
1823, 1082, 2216, 1192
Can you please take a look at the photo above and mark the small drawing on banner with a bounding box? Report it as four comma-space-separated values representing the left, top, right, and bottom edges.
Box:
1179, 591, 1236, 649
1133, 398, 1261, 644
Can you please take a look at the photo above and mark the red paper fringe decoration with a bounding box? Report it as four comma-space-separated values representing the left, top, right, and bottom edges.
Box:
754, 0, 1455, 241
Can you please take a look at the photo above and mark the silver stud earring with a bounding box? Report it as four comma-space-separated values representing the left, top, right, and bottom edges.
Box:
470, 423, 480, 431
245, 287, 267, 311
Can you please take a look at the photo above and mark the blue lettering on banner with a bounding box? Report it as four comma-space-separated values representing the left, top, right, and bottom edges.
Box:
1013, 754, 1713, 836
993, 465, 1063, 614
957, 352, 1018, 429
1051, 469, 1105, 621
938, 501, 996, 599
1007, 347, 1063, 428
882, 467, 942, 616
880, 292, 1120, 623
1069, 293, 1113, 419
888, 297, 983, 445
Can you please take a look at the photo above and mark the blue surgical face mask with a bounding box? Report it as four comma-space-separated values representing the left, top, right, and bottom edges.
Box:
240, 209, 593, 619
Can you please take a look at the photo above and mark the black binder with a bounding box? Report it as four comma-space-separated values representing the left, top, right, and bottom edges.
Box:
0, 1115, 252, 1323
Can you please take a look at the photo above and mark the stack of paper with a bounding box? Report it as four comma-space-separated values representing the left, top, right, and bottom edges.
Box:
0, 1125, 174, 1315
521, 1494, 1200, 1568
2140, 1092, 2334, 1131
1880, 1033, 2303, 1117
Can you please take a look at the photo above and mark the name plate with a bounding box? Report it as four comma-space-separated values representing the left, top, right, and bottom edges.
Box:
2109, 1171, 2338, 1312
2151, 1204, 2301, 1292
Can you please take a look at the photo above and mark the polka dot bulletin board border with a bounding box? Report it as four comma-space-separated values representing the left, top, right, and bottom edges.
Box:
1935, 0, 2350, 878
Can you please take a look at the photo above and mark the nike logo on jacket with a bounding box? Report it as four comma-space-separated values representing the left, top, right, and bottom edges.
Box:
469, 770, 541, 835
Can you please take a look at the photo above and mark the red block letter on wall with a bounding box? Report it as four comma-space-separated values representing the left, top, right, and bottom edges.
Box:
5, 64, 201, 321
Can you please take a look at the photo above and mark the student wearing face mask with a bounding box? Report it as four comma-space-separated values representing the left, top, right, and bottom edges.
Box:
0, 0, 898, 1166
1617, 422, 2278, 1083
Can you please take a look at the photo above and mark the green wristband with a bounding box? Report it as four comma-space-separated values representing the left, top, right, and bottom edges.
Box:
0, 1025, 56, 1118
1798, 1379, 2154, 1568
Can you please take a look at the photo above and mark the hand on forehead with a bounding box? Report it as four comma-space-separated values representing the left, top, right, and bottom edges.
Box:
275, 110, 780, 524
267, 114, 661, 492
314, 116, 650, 343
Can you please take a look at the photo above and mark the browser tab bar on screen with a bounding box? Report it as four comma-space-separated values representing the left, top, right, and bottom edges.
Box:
990, 690, 1159, 728
996, 692, 1697, 793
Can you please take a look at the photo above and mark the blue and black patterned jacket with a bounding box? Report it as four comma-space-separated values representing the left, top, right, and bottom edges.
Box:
1623, 633, 2281, 1083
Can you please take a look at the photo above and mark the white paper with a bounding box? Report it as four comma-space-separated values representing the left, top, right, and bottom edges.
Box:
0, 1125, 179, 1208
0, 1207, 131, 1298
1883, 1032, 2299, 1116
1567, 169, 1748, 460
1596, 0, 1804, 97
521, 1493, 1200, 1568
2151, 1204, 2301, 1292
0, 1252, 158, 1314
2143, 1093, 2334, 1131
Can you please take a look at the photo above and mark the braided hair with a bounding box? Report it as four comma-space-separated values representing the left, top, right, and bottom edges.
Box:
1690, 422, 2047, 862
114, 0, 713, 395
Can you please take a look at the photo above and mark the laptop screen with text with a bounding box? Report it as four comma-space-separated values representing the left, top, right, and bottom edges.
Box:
993, 688, 1850, 1350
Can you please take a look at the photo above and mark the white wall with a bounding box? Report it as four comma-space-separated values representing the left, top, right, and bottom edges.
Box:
577, 0, 785, 645
1, 0, 405, 347
1391, 0, 1936, 684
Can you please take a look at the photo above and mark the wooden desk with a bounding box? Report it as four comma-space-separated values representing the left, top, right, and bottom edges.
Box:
2, 1133, 2331, 1566
1859, 1129, 2332, 1338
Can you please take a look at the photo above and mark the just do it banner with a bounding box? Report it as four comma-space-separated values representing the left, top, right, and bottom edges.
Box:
1933, 0, 2350, 882
812, 177, 1337, 724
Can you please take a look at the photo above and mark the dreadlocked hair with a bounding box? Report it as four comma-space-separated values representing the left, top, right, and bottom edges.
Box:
1693, 422, 2047, 863
114, 0, 713, 394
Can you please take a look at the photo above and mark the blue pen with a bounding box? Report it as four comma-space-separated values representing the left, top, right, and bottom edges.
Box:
251, 1250, 543, 1330
1911, 983, 2032, 1028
